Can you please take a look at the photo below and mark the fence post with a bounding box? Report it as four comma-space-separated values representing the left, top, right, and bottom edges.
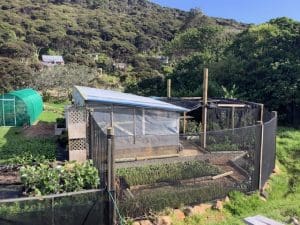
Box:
167, 79, 171, 98
201, 68, 208, 148
107, 127, 116, 225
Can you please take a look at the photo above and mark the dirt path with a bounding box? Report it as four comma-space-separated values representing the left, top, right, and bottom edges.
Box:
23, 122, 55, 138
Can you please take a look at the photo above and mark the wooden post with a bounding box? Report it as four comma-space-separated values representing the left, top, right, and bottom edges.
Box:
231, 107, 235, 130
167, 79, 171, 98
133, 108, 136, 144
107, 127, 116, 225
260, 104, 264, 123
110, 105, 114, 127
183, 112, 187, 134
259, 104, 264, 190
142, 109, 145, 135
201, 68, 208, 148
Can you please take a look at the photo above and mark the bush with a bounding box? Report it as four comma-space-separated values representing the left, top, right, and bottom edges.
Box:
20, 160, 100, 196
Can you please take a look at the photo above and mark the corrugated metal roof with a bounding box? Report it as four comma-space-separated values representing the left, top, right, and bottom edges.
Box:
42, 55, 64, 62
74, 86, 188, 112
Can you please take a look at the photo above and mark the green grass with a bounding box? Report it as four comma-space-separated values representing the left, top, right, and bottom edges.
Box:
174, 127, 300, 225
39, 101, 69, 123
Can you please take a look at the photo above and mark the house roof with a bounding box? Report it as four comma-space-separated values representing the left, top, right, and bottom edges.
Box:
42, 55, 64, 62
74, 86, 188, 112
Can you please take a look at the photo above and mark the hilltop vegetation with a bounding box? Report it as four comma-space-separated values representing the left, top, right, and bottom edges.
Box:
0, 0, 299, 124
0, 0, 245, 94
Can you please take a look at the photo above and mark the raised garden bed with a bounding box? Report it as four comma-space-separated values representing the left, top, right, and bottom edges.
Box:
116, 160, 221, 187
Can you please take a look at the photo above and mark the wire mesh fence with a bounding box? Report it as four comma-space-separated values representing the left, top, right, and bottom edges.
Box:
261, 112, 277, 189
88, 105, 277, 219
0, 190, 107, 225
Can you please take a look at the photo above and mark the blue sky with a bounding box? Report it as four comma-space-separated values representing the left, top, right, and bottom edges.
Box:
150, 0, 300, 24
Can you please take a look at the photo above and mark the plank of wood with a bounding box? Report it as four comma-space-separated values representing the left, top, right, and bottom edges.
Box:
212, 171, 233, 180
244, 215, 285, 225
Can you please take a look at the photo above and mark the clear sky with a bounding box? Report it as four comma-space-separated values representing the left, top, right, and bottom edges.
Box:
150, 0, 300, 24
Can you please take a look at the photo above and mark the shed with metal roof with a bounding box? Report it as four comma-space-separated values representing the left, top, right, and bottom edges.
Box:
69, 86, 188, 160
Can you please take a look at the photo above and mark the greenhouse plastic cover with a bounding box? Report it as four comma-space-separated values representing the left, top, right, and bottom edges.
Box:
0, 89, 43, 126
74, 86, 188, 112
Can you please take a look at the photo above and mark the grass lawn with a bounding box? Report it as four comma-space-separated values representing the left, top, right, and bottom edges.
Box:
39, 101, 68, 123
172, 127, 300, 225
0, 101, 69, 165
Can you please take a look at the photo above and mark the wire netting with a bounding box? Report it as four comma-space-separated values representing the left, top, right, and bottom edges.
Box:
0, 190, 107, 225
261, 112, 277, 189
87, 100, 277, 220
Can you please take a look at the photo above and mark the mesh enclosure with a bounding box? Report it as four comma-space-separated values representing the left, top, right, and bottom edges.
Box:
207, 106, 261, 131
0, 190, 107, 225
261, 112, 277, 189
87, 99, 277, 219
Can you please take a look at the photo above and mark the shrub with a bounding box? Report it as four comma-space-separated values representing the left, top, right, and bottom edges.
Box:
20, 160, 100, 196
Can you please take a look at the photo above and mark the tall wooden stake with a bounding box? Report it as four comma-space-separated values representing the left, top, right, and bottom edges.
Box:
231, 107, 235, 130
167, 79, 171, 98
107, 127, 116, 225
201, 68, 208, 148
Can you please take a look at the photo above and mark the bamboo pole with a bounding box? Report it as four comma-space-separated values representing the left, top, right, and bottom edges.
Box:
167, 79, 171, 98
201, 68, 208, 148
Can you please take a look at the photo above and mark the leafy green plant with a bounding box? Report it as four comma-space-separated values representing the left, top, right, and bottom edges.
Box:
0, 127, 56, 165
117, 161, 220, 187
20, 160, 100, 196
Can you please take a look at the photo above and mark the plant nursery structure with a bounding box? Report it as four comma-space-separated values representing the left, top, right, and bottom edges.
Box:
66, 83, 277, 221
0, 89, 43, 127
67, 86, 188, 162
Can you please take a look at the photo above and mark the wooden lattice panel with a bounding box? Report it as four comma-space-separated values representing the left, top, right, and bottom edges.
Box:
69, 138, 87, 151
68, 108, 86, 124
67, 107, 87, 139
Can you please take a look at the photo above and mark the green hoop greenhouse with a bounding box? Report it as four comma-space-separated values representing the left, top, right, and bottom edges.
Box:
0, 89, 43, 126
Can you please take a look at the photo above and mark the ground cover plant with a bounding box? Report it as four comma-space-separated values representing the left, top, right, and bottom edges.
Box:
117, 161, 220, 187
0, 127, 56, 165
171, 127, 300, 225
20, 160, 100, 196
120, 182, 237, 218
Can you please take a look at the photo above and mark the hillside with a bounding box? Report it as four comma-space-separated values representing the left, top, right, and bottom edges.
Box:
0, 0, 247, 94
